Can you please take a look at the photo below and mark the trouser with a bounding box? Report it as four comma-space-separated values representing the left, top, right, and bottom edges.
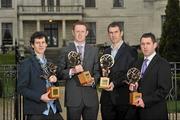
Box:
26, 108, 64, 120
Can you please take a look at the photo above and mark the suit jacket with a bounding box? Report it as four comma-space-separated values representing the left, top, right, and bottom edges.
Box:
17, 55, 62, 114
100, 42, 137, 106
57, 43, 100, 107
134, 54, 171, 120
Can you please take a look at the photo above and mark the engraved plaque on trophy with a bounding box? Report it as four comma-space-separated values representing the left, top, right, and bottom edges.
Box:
68, 51, 92, 85
41, 62, 60, 99
127, 67, 142, 105
48, 86, 60, 99
99, 54, 114, 88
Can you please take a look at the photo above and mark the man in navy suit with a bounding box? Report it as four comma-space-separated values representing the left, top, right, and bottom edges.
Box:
57, 21, 100, 120
17, 31, 63, 120
100, 22, 138, 120
129, 33, 171, 120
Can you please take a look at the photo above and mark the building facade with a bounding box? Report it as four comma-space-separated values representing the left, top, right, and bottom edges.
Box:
0, 0, 169, 55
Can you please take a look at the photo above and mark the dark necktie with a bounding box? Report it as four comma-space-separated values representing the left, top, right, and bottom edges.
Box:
141, 59, 148, 77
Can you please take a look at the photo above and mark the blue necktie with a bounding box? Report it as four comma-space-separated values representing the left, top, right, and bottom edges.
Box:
43, 80, 57, 115
39, 58, 57, 115
141, 59, 148, 77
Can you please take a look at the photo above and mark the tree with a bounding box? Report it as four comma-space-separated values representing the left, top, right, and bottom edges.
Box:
159, 0, 180, 62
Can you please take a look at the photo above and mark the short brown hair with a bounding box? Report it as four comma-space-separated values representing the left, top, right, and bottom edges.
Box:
30, 31, 48, 45
72, 21, 89, 31
107, 22, 123, 32
140, 32, 156, 43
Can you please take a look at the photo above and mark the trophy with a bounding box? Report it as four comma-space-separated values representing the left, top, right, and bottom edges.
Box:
41, 62, 60, 99
68, 51, 92, 85
99, 54, 114, 88
127, 67, 142, 105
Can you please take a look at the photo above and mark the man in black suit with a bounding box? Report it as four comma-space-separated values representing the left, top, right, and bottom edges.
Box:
100, 22, 138, 120
57, 21, 100, 120
129, 32, 171, 120
17, 31, 63, 120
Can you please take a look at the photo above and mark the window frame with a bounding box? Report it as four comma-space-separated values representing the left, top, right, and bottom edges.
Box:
44, 23, 59, 47
1, 0, 12, 8
1, 23, 13, 45
113, 0, 124, 8
85, 0, 96, 8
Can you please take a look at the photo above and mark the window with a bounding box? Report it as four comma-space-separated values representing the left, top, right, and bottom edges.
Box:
41, 0, 45, 12
86, 22, 96, 44
2, 23, 13, 45
113, 0, 124, 7
47, 0, 54, 12
85, 0, 95, 8
1, 0, 12, 8
44, 23, 58, 47
56, 0, 60, 11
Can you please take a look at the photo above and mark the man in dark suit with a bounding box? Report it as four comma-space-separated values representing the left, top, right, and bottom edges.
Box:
129, 32, 171, 120
57, 21, 100, 120
17, 31, 63, 120
100, 22, 138, 120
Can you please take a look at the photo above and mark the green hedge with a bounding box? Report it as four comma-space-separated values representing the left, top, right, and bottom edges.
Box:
167, 100, 180, 112
0, 53, 15, 64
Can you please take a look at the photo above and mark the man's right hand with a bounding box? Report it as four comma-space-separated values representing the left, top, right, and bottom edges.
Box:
40, 91, 55, 103
129, 82, 138, 91
71, 65, 84, 74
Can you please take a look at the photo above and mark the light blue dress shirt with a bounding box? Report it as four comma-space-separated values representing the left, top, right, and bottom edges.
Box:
37, 57, 57, 115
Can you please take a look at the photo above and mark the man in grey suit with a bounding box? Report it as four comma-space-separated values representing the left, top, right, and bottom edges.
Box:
57, 21, 100, 120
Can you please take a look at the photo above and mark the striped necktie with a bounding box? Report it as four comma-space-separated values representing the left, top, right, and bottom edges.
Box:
141, 59, 148, 77
77, 45, 83, 61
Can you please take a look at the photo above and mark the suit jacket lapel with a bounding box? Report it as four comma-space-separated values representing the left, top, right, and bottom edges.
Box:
83, 44, 90, 67
31, 55, 42, 73
113, 43, 126, 65
68, 43, 77, 52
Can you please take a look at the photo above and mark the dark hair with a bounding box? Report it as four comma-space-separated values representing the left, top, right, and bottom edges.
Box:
107, 22, 122, 32
30, 31, 48, 45
72, 20, 89, 31
140, 32, 156, 43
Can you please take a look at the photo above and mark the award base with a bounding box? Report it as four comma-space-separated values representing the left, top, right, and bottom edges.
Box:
99, 77, 110, 89
129, 91, 142, 105
78, 71, 92, 85
48, 87, 60, 99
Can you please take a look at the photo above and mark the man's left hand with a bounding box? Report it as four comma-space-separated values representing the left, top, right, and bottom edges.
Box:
135, 98, 145, 108
83, 77, 95, 86
49, 75, 57, 83
104, 82, 114, 91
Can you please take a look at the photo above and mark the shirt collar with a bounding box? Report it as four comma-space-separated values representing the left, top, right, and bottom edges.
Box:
144, 52, 156, 62
111, 40, 123, 50
74, 41, 85, 48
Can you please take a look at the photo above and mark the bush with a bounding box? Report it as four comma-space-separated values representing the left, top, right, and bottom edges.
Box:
0, 52, 15, 64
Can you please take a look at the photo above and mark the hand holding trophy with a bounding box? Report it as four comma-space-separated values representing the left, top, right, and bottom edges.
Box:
99, 54, 114, 88
127, 67, 142, 105
41, 62, 60, 99
68, 51, 92, 85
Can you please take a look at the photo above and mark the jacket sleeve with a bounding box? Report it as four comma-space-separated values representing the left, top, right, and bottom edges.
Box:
57, 47, 71, 80
17, 60, 42, 103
